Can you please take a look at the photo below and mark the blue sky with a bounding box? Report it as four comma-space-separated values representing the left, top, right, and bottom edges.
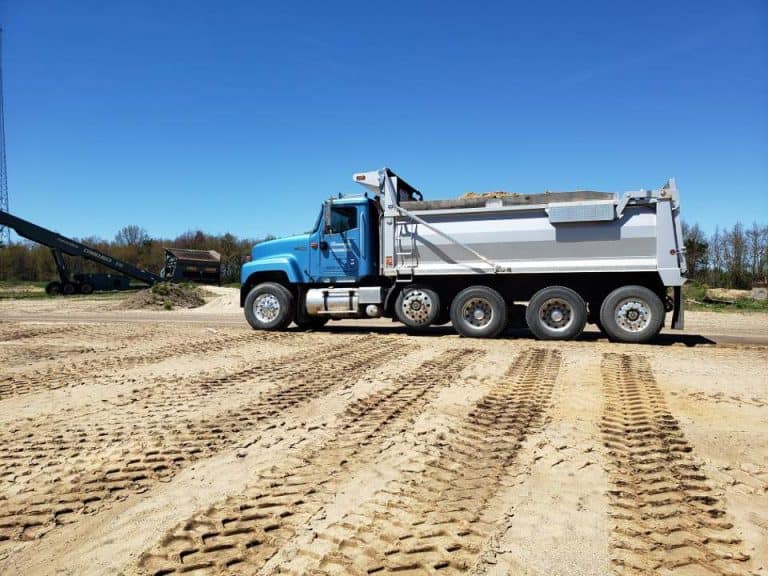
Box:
1, 0, 766, 241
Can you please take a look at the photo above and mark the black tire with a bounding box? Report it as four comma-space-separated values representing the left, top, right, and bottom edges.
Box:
449, 285, 507, 338
62, 282, 77, 296
45, 281, 62, 295
294, 316, 329, 330
244, 282, 294, 331
79, 283, 94, 295
525, 286, 587, 341
395, 285, 441, 329
599, 285, 665, 343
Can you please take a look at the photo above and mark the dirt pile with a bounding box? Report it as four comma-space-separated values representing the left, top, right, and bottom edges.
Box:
706, 287, 752, 301
187, 286, 240, 314
460, 191, 520, 199
120, 283, 206, 310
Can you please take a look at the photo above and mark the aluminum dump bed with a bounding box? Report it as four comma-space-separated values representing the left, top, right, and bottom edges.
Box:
354, 169, 686, 287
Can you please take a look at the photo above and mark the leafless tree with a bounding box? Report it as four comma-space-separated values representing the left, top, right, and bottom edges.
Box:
114, 225, 149, 247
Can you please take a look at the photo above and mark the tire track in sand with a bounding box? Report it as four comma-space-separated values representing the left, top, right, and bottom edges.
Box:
601, 353, 750, 575
0, 324, 162, 364
0, 323, 83, 342
138, 348, 484, 576
288, 348, 562, 575
0, 330, 301, 399
0, 335, 371, 491
0, 335, 406, 541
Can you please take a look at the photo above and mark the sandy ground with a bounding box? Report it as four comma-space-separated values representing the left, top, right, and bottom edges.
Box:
0, 289, 766, 575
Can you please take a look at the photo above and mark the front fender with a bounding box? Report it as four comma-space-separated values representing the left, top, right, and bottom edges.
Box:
241, 256, 304, 284
240, 257, 306, 307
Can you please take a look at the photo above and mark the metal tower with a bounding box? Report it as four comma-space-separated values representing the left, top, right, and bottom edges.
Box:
0, 28, 9, 246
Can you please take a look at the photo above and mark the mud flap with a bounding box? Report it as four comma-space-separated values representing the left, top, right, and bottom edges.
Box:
671, 286, 684, 329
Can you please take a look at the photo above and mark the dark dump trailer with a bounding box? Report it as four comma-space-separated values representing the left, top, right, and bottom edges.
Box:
164, 248, 221, 285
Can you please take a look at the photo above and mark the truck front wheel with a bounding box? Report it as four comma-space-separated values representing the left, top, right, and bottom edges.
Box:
244, 282, 294, 331
525, 286, 587, 340
599, 285, 664, 343
450, 286, 507, 338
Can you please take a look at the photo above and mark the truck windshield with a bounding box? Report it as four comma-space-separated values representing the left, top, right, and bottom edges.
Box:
308, 205, 323, 234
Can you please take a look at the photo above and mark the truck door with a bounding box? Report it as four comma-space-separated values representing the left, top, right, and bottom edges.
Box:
316, 204, 362, 282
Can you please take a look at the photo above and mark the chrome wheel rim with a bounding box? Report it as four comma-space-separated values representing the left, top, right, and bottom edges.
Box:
539, 298, 573, 332
253, 293, 281, 324
401, 289, 434, 325
462, 297, 494, 329
615, 298, 652, 332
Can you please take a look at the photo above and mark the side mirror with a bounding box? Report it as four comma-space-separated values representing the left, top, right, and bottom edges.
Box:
323, 202, 332, 233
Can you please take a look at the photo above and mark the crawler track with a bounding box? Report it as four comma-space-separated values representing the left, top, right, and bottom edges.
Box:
0, 335, 406, 541
300, 348, 562, 575
600, 353, 750, 575
0, 329, 302, 399
138, 348, 484, 576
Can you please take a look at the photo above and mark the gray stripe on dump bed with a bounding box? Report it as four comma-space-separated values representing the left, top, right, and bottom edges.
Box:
409, 237, 656, 264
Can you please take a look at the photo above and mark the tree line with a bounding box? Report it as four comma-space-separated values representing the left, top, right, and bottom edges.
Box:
0, 225, 274, 284
2, 221, 767, 289
683, 221, 768, 289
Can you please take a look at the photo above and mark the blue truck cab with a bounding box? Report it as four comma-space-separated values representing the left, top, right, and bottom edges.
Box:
240, 196, 379, 322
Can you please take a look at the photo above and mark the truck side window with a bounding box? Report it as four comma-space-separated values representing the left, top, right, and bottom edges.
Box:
329, 207, 357, 234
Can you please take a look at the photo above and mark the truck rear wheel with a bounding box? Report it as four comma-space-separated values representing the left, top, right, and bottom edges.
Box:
45, 281, 62, 295
395, 285, 441, 329
599, 285, 664, 343
525, 286, 587, 340
450, 286, 507, 338
244, 282, 294, 331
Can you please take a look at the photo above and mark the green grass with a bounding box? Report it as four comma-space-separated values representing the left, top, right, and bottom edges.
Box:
0, 280, 48, 288
0, 279, 136, 300
686, 298, 768, 312
0, 280, 49, 299
0, 291, 50, 300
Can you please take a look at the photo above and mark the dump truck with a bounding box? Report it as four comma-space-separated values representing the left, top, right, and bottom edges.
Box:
240, 168, 686, 343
